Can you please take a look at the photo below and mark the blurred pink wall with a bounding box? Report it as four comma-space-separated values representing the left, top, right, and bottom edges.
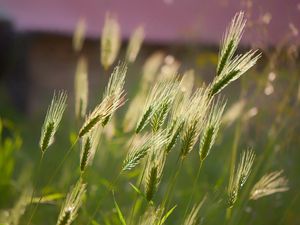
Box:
0, 0, 299, 44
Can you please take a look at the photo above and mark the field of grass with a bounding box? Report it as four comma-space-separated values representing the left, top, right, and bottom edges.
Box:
0, 12, 299, 225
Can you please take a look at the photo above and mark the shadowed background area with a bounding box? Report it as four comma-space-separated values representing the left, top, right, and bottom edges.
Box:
0, 0, 299, 115
1, 0, 300, 44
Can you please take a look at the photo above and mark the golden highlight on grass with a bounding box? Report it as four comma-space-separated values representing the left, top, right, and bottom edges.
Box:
102, 61, 127, 126
139, 206, 160, 225
79, 94, 125, 137
165, 120, 184, 154
79, 63, 127, 137
170, 70, 195, 121
56, 179, 86, 225
123, 52, 165, 132
183, 196, 206, 225
122, 132, 167, 172
237, 148, 255, 187
135, 80, 179, 133
144, 150, 166, 202
199, 97, 226, 162
80, 124, 102, 172
217, 11, 246, 76
180, 87, 210, 158
250, 170, 289, 200
39, 90, 67, 152
209, 11, 261, 98
227, 148, 255, 207
210, 50, 261, 97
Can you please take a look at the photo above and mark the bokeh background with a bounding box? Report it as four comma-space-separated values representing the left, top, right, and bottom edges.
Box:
0, 0, 299, 224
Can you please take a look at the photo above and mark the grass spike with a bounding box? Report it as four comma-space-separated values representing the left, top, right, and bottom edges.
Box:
39, 90, 67, 152
144, 150, 166, 202
165, 120, 184, 153
123, 131, 167, 171
123, 52, 165, 132
74, 56, 88, 119
135, 80, 179, 133
126, 25, 145, 63
101, 12, 121, 70
72, 17, 86, 52
217, 11, 246, 76
180, 87, 211, 158
79, 63, 127, 137
210, 50, 261, 97
250, 170, 289, 200
199, 97, 226, 161
227, 148, 255, 207
183, 196, 207, 225
56, 179, 86, 225
237, 148, 256, 187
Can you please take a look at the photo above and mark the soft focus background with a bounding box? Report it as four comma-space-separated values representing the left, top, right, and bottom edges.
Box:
0, 0, 299, 224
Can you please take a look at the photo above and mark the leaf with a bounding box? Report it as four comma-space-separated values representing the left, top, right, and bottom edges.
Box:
159, 205, 177, 225
91, 220, 101, 225
129, 183, 143, 195
129, 183, 146, 200
99, 178, 115, 191
113, 193, 126, 225
0, 117, 2, 138
32, 193, 64, 203
69, 131, 78, 145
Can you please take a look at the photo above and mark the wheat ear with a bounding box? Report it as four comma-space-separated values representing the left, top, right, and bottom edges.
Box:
39, 90, 67, 153
250, 170, 289, 200
101, 12, 121, 70
199, 97, 226, 161
80, 124, 102, 172
126, 25, 145, 63
217, 11, 246, 76
72, 17, 86, 52
79, 63, 127, 137
56, 179, 86, 225
74, 56, 88, 119
227, 148, 255, 208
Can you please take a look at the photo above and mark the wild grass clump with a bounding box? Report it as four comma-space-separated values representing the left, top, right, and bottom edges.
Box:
1, 10, 294, 225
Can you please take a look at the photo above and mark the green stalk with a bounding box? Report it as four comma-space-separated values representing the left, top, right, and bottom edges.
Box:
27, 152, 45, 213
182, 160, 203, 220
128, 154, 150, 224
226, 207, 233, 222
158, 157, 183, 224
88, 133, 138, 225
87, 171, 122, 225
229, 71, 298, 225
27, 138, 79, 225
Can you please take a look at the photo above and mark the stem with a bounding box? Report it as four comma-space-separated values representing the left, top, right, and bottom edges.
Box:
28, 152, 45, 210
87, 171, 121, 225
158, 157, 183, 223
27, 138, 78, 225
229, 74, 298, 225
183, 160, 203, 220
229, 120, 241, 180
128, 155, 149, 225
88, 133, 137, 225
226, 207, 232, 222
